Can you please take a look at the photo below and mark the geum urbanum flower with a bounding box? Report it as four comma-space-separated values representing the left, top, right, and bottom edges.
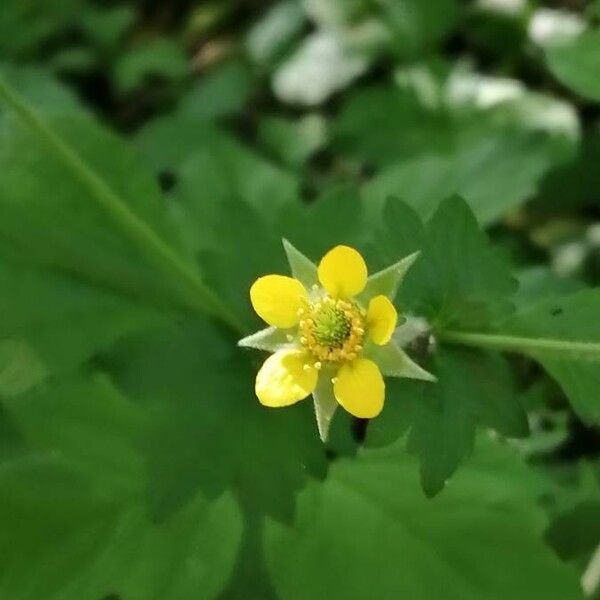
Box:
239, 241, 435, 441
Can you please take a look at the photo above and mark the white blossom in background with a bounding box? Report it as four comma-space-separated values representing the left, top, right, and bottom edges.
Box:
476, 0, 526, 17
509, 94, 580, 141
273, 31, 369, 106
528, 9, 586, 47
552, 242, 587, 277
587, 224, 600, 248
443, 65, 580, 141
445, 69, 524, 109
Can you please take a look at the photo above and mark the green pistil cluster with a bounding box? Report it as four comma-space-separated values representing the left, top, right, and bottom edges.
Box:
312, 304, 352, 348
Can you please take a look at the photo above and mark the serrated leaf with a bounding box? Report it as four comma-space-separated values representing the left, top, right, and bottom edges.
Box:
105, 316, 326, 519
368, 197, 516, 330
366, 347, 528, 495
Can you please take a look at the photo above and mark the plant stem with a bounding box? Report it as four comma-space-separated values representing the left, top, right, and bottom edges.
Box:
0, 76, 244, 334
439, 330, 600, 359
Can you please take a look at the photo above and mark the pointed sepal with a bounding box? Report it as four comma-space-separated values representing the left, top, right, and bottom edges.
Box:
368, 341, 436, 382
360, 251, 420, 302
282, 238, 318, 289
238, 326, 293, 352
312, 372, 338, 442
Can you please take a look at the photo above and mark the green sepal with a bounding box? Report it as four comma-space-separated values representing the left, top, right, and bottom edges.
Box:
312, 369, 338, 443
282, 238, 318, 289
238, 326, 294, 352
359, 251, 420, 303
368, 341, 436, 382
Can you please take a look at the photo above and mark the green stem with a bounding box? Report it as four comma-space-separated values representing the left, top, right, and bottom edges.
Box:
439, 330, 600, 359
0, 76, 243, 334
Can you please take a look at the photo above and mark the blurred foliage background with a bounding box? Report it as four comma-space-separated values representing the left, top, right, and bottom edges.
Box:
1, 0, 600, 599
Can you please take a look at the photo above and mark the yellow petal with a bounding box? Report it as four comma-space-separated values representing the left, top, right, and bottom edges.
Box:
255, 350, 318, 407
250, 275, 308, 328
333, 359, 384, 418
318, 245, 367, 298
367, 295, 398, 345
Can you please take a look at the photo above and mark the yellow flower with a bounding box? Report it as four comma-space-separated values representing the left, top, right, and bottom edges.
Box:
239, 241, 435, 441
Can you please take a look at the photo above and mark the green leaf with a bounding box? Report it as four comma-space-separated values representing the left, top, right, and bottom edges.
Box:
0, 0, 79, 58
178, 59, 254, 120
334, 84, 457, 166
0, 368, 243, 600
105, 316, 326, 519
0, 65, 84, 115
246, 1, 306, 67
383, 0, 461, 56
166, 129, 301, 230
495, 289, 600, 424
1, 373, 145, 501
279, 186, 371, 261
265, 440, 583, 600
546, 500, 600, 563
546, 31, 600, 101
367, 347, 528, 495
0, 456, 242, 600
0, 246, 161, 389
363, 130, 561, 225
114, 37, 189, 94
198, 198, 290, 330
80, 4, 136, 50
258, 113, 328, 169
0, 82, 237, 327
368, 197, 516, 330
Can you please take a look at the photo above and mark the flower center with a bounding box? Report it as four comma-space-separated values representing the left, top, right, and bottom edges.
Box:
298, 296, 365, 363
